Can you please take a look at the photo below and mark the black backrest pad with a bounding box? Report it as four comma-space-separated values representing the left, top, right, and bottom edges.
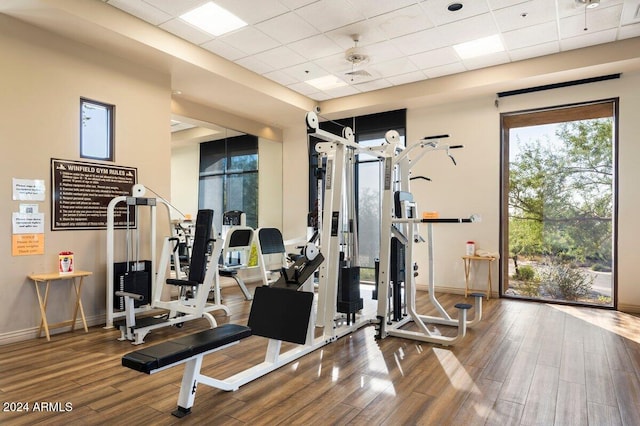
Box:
248, 286, 313, 345
189, 209, 214, 283
258, 228, 285, 254
121, 324, 251, 374
228, 228, 252, 248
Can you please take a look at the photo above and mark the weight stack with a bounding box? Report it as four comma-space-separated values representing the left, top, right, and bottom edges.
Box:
337, 266, 363, 314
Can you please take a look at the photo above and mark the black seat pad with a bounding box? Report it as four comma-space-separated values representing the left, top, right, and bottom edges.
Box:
122, 324, 251, 373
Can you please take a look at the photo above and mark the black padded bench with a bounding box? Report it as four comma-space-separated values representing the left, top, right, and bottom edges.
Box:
122, 323, 251, 374
122, 323, 251, 418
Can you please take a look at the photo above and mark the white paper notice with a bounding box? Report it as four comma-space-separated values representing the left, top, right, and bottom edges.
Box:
13, 178, 45, 201
19, 204, 39, 214
12, 212, 45, 234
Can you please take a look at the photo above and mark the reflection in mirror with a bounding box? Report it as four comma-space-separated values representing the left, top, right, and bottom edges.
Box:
170, 116, 258, 233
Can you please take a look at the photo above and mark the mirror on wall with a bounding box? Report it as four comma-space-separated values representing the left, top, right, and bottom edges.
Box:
170, 116, 258, 231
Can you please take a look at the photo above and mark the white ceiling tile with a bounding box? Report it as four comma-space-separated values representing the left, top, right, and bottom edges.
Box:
462, 51, 511, 70
288, 34, 344, 60
508, 41, 559, 62
392, 28, 447, 56
325, 23, 388, 50
104, 0, 635, 102
309, 91, 332, 101
315, 52, 353, 74
200, 39, 246, 61
502, 21, 558, 50
423, 62, 467, 78
219, 27, 280, 55
141, 0, 204, 16
437, 13, 500, 45
363, 40, 406, 63
287, 81, 321, 95
621, 0, 640, 26
487, 0, 530, 10
213, 0, 289, 25
107, 0, 172, 25
256, 12, 320, 44
235, 56, 275, 75
159, 18, 214, 45
409, 47, 459, 69
349, 0, 419, 19
322, 84, 360, 97
369, 57, 419, 77
560, 28, 618, 51
559, 5, 624, 39
281, 61, 330, 82
368, 4, 435, 39
386, 70, 428, 85
352, 78, 393, 92
420, 0, 491, 26
492, 0, 556, 32
253, 46, 307, 69
263, 69, 298, 85
295, 0, 367, 32
278, 0, 317, 11
618, 22, 640, 39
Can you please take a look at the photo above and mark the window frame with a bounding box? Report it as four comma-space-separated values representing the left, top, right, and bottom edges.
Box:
198, 134, 259, 230
80, 97, 115, 161
500, 98, 618, 308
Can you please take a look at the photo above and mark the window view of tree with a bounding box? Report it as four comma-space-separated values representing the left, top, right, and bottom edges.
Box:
503, 101, 616, 307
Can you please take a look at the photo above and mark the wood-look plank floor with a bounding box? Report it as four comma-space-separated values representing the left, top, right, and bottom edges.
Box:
1, 283, 639, 425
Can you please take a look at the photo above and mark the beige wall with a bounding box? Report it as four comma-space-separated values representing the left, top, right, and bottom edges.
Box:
170, 144, 200, 221
0, 16, 172, 342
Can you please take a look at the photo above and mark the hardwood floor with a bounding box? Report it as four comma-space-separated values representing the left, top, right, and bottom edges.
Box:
1, 283, 639, 425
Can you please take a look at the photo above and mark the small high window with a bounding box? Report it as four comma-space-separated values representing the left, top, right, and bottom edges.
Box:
80, 98, 114, 161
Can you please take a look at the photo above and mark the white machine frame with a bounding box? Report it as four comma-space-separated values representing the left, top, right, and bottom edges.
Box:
374, 131, 484, 346
106, 187, 228, 344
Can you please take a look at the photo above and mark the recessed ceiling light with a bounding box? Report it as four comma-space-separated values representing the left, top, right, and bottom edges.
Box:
453, 34, 505, 60
180, 2, 247, 36
305, 75, 348, 91
448, 3, 463, 12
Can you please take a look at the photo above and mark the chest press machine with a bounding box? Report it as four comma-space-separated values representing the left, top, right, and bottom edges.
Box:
106, 186, 229, 345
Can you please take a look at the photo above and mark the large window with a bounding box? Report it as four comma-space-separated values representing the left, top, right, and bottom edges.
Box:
199, 134, 258, 231
80, 98, 114, 161
501, 99, 617, 307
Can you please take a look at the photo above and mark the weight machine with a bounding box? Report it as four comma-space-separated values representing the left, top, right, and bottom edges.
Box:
106, 185, 228, 344
306, 111, 370, 332
373, 131, 484, 346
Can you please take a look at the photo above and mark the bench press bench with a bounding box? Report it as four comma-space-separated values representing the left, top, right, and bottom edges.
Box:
122, 323, 251, 417
121, 247, 323, 418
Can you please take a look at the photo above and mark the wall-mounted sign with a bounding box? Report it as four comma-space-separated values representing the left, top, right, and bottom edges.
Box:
13, 178, 45, 201
12, 234, 44, 256
51, 158, 137, 230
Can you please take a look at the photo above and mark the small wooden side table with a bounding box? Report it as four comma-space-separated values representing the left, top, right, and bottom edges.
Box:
28, 270, 92, 341
462, 256, 496, 300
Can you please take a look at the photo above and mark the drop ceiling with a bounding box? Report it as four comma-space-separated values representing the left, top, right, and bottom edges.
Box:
106, 0, 640, 101
1, 0, 639, 130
